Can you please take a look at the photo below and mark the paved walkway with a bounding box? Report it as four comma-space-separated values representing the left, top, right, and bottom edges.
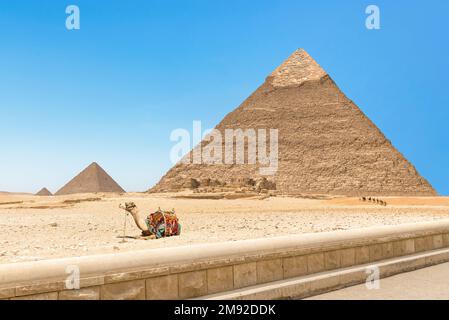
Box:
308, 262, 449, 300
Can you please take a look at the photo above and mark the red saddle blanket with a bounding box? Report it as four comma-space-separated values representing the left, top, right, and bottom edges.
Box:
143, 210, 181, 238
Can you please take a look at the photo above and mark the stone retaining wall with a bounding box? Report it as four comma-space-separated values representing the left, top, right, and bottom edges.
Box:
2, 219, 449, 300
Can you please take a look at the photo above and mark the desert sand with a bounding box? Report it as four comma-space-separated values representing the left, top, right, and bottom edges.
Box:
1, 192, 449, 264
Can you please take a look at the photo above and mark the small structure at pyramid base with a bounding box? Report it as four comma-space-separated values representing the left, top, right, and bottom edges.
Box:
55, 162, 125, 196
36, 188, 53, 196
150, 49, 436, 197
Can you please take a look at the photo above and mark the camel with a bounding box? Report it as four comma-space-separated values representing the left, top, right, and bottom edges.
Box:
119, 202, 181, 238
359, 196, 387, 206
119, 202, 151, 236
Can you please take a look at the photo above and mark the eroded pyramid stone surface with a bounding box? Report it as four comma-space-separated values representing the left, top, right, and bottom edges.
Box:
150, 49, 436, 196
56, 162, 125, 195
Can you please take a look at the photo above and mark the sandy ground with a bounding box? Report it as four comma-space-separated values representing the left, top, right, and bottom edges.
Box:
1, 192, 449, 264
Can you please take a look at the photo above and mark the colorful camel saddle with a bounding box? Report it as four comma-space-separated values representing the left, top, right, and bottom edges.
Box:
143, 209, 181, 239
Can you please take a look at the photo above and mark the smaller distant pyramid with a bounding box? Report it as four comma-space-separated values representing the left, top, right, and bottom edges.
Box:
36, 188, 53, 196
55, 162, 125, 195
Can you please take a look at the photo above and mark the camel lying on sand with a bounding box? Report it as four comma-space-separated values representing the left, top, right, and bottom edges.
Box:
120, 202, 181, 239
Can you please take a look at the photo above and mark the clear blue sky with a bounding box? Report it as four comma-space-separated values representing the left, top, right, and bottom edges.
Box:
0, 0, 447, 194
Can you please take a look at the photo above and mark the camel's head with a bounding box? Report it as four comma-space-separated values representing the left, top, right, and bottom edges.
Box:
120, 202, 137, 213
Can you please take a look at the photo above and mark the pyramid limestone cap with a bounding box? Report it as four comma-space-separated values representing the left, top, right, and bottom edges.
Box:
269, 49, 327, 88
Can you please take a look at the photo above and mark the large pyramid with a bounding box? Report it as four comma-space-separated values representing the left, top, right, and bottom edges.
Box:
56, 162, 125, 195
36, 187, 53, 196
151, 49, 436, 196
